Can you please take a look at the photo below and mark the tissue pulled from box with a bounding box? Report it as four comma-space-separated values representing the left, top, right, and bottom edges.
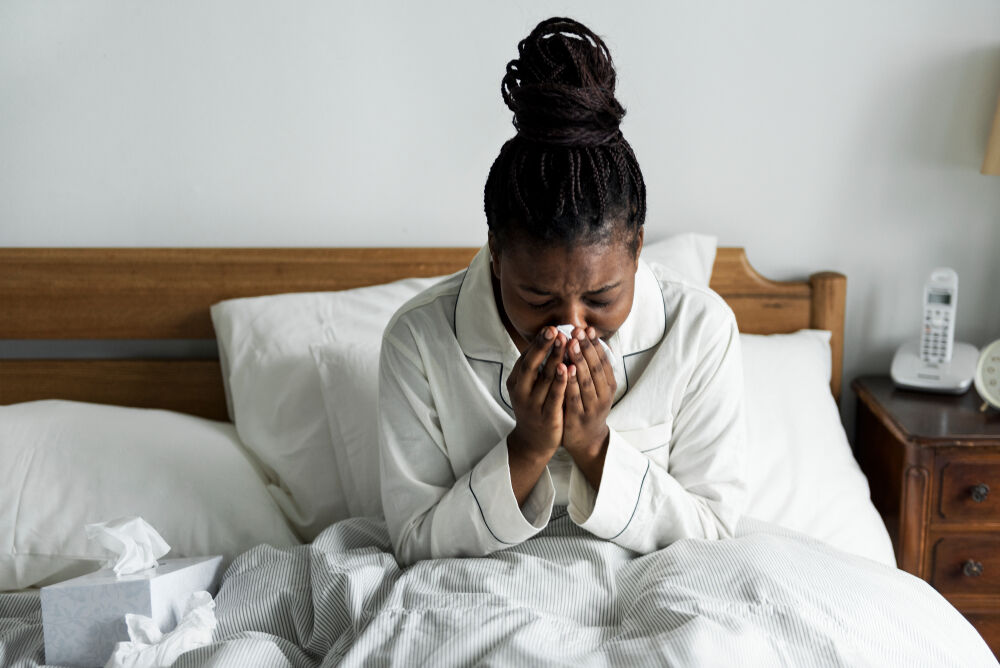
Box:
555, 324, 612, 355
555, 324, 576, 339
544, 324, 613, 365
85, 517, 170, 576
105, 590, 216, 668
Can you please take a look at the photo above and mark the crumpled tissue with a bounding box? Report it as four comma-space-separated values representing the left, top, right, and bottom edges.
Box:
555, 324, 613, 357
542, 324, 614, 367
85, 517, 171, 576
105, 590, 217, 668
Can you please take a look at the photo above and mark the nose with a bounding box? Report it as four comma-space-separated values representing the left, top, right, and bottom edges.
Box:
554, 304, 587, 331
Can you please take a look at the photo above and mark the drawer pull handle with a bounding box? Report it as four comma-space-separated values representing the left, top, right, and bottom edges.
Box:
963, 560, 984, 577
970, 484, 990, 503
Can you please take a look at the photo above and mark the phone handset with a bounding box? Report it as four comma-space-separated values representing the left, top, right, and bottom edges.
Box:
891, 267, 977, 394
919, 268, 958, 364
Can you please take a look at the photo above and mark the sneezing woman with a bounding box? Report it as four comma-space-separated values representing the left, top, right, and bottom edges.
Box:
378, 17, 746, 566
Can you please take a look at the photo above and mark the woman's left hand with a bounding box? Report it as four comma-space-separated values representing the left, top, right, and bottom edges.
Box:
562, 327, 616, 478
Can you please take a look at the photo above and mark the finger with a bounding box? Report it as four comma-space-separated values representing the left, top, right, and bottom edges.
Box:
569, 336, 601, 411
579, 328, 613, 403
506, 357, 521, 394
587, 327, 617, 393
523, 326, 558, 377
564, 363, 583, 417
541, 363, 568, 418
530, 333, 566, 405
509, 327, 556, 397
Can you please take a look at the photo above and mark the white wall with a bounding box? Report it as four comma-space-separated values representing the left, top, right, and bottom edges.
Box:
2, 0, 1000, 430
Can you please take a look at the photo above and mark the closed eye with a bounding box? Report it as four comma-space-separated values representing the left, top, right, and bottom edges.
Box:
527, 300, 554, 310
586, 299, 611, 308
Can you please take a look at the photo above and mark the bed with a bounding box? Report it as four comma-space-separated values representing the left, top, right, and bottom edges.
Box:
0, 239, 996, 667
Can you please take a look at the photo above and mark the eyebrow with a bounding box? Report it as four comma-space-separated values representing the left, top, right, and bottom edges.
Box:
519, 281, 622, 296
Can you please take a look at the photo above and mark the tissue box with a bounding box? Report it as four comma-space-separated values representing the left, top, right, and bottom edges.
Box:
40, 555, 223, 668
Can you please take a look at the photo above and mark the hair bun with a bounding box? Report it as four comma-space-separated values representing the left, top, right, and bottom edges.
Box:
501, 17, 625, 147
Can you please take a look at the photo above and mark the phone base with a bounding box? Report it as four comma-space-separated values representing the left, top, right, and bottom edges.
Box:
890, 340, 979, 394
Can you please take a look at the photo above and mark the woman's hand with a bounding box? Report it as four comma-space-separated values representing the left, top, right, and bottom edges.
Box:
563, 327, 616, 489
506, 326, 569, 504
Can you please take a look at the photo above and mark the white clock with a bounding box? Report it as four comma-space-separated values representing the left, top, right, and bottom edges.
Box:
974, 339, 1000, 411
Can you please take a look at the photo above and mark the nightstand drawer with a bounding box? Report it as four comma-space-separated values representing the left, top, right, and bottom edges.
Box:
931, 537, 1000, 596
939, 462, 1000, 521
964, 612, 1000, 659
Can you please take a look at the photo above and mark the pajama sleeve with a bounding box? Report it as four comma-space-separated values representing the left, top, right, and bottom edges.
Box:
378, 321, 555, 566
567, 307, 747, 553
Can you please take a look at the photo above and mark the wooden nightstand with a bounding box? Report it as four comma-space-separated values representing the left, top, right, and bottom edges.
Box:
853, 376, 1000, 657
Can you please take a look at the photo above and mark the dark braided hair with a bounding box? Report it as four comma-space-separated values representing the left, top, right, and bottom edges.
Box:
484, 17, 647, 255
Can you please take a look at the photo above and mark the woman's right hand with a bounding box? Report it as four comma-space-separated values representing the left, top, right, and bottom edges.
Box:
506, 326, 569, 468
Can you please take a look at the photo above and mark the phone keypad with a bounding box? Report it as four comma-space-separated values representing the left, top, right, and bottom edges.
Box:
921, 307, 952, 363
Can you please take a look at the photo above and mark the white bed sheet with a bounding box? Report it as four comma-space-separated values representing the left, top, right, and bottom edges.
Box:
1, 514, 993, 667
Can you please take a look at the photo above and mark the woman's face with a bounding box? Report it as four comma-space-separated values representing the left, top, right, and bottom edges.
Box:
489, 228, 643, 352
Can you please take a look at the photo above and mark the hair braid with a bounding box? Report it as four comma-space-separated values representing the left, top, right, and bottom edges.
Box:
568, 149, 579, 217
582, 147, 606, 224
485, 17, 646, 254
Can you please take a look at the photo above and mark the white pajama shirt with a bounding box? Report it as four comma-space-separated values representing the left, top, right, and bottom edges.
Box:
378, 245, 746, 566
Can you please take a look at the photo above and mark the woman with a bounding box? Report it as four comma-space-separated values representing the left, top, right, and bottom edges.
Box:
379, 17, 745, 566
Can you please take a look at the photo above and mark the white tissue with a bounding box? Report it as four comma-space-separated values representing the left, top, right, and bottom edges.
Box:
540, 324, 614, 370
105, 591, 217, 668
85, 517, 170, 576
554, 324, 613, 357
554, 324, 576, 339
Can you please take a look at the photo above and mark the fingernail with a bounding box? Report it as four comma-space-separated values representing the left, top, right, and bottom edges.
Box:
554, 338, 562, 348
569, 365, 577, 377
543, 327, 554, 340
556, 365, 564, 376
588, 327, 597, 340
572, 341, 580, 354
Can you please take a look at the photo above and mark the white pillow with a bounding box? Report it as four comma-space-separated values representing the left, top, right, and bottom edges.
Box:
641, 232, 717, 286
312, 341, 383, 518
211, 276, 446, 539
212, 234, 717, 535
0, 400, 300, 591
741, 330, 896, 566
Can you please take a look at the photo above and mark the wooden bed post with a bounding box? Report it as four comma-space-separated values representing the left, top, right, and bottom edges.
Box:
809, 271, 847, 404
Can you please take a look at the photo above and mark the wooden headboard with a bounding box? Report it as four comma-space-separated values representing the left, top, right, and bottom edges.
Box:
0, 247, 845, 420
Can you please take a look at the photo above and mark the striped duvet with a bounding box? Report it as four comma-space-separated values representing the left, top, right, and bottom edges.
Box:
1, 513, 995, 667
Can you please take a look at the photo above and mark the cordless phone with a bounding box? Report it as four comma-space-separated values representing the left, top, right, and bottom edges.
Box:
919, 268, 958, 364
891, 267, 977, 394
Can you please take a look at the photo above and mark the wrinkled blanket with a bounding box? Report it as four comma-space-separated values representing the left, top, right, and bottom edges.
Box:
2, 514, 995, 667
